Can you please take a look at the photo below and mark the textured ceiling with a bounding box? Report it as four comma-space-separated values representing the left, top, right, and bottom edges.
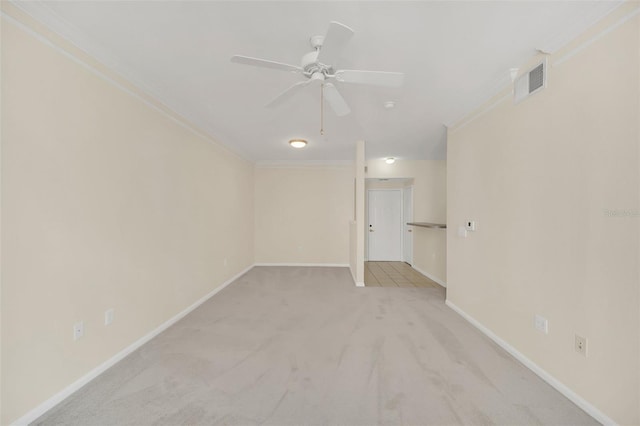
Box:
12, 1, 623, 161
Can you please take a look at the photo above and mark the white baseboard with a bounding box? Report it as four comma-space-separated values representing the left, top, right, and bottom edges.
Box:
412, 265, 447, 288
355, 282, 365, 287
348, 264, 357, 285
253, 263, 349, 267
10, 264, 254, 426
445, 300, 617, 426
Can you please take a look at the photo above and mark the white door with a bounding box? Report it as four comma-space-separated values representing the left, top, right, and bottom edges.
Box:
368, 189, 402, 261
403, 186, 413, 265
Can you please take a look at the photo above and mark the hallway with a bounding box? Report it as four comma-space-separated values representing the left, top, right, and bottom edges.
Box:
365, 261, 440, 288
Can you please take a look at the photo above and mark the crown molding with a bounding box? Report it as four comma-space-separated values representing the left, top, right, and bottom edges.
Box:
537, 0, 625, 55
4, 0, 251, 163
443, 0, 627, 131
553, 4, 640, 67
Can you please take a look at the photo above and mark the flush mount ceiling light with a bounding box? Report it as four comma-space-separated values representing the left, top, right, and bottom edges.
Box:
384, 101, 396, 109
289, 139, 307, 148
385, 157, 396, 164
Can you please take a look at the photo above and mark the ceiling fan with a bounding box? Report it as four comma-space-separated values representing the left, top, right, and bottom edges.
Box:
231, 21, 404, 117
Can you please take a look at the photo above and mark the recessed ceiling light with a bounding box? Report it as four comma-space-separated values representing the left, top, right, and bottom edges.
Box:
289, 139, 307, 148
385, 157, 396, 164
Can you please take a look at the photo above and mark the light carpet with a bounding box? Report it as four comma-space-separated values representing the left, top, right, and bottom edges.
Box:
35, 266, 597, 425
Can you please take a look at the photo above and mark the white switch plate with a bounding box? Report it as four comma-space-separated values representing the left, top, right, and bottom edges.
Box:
534, 314, 548, 334
73, 321, 84, 341
105, 308, 114, 326
457, 226, 468, 238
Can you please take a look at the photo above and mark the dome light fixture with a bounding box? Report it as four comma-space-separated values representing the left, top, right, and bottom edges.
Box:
289, 139, 307, 148
385, 157, 396, 164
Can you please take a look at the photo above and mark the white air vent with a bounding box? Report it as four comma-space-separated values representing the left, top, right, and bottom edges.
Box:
514, 60, 547, 103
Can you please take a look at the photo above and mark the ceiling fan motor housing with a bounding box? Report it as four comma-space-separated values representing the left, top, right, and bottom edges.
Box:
301, 50, 334, 77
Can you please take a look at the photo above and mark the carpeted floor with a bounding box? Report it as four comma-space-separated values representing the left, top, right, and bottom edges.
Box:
35, 266, 597, 425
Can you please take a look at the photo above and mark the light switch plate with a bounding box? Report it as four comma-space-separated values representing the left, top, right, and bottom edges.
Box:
105, 308, 114, 326
73, 321, 84, 341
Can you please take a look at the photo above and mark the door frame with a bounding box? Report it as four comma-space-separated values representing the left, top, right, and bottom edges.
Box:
366, 188, 403, 262
402, 185, 414, 265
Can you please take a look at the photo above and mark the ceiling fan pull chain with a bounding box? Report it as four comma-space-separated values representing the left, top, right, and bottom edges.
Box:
320, 83, 324, 135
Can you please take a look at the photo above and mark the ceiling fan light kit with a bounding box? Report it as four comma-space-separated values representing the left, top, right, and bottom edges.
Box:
231, 21, 405, 122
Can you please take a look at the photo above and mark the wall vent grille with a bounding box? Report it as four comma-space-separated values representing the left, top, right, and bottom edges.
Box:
514, 60, 547, 103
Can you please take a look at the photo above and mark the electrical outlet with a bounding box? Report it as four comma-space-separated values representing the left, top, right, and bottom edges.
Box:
105, 308, 114, 326
575, 334, 587, 356
73, 321, 84, 341
534, 314, 548, 334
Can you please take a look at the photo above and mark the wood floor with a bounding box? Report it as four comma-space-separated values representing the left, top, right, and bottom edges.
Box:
365, 261, 439, 288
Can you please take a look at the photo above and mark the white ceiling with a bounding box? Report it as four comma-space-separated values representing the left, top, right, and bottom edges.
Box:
13, 1, 622, 162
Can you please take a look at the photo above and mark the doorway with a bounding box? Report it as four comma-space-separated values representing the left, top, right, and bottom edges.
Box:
367, 189, 402, 261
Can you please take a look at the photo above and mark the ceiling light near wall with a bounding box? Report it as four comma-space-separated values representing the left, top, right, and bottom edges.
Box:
385, 157, 396, 164
289, 139, 307, 148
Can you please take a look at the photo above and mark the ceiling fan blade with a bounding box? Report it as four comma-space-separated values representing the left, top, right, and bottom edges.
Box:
316, 21, 354, 66
266, 80, 314, 108
334, 70, 404, 87
231, 55, 302, 73
323, 83, 351, 116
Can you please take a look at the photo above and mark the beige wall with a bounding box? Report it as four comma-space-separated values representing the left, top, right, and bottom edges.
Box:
1, 17, 254, 424
365, 179, 413, 190
447, 10, 639, 425
366, 160, 447, 284
254, 166, 353, 265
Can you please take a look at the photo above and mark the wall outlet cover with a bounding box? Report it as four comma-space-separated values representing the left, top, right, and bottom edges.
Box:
575, 334, 588, 356
534, 314, 548, 334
